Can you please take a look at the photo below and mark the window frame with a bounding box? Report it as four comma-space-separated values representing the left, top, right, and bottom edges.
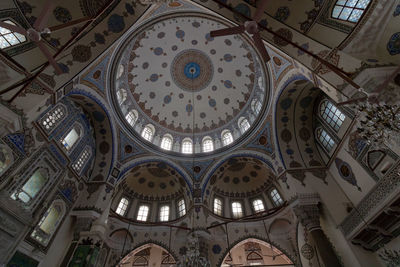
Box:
60, 123, 82, 153
319, 99, 346, 132
159, 205, 170, 222
125, 109, 138, 126
136, 204, 150, 222
269, 188, 284, 207
181, 138, 193, 154
0, 19, 27, 49
160, 134, 173, 151
238, 117, 251, 133
213, 197, 223, 216
177, 198, 186, 217
331, 0, 371, 23
221, 130, 234, 146
72, 146, 92, 174
115, 196, 130, 216
142, 125, 154, 142
11, 168, 49, 205
231, 200, 244, 219
251, 198, 266, 213
202, 136, 214, 153
316, 127, 336, 153
117, 88, 127, 105
251, 99, 262, 114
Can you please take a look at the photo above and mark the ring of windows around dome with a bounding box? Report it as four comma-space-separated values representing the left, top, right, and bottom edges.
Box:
110, 12, 270, 157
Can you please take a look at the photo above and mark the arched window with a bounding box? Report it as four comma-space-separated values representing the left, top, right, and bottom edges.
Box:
319, 100, 346, 131
40, 104, 67, 132
61, 125, 82, 151
316, 128, 335, 152
221, 130, 233, 146
0, 145, 13, 176
238, 117, 250, 133
159, 205, 170, 221
270, 188, 283, 206
117, 64, 124, 79
214, 198, 223, 216
30, 200, 66, 246
125, 110, 138, 126
178, 199, 186, 217
117, 89, 127, 105
137, 205, 149, 221
232, 202, 243, 218
72, 146, 91, 173
11, 168, 48, 204
252, 199, 265, 212
202, 136, 214, 152
332, 0, 371, 23
142, 125, 154, 142
160, 135, 173, 151
251, 99, 262, 114
116, 197, 129, 216
181, 138, 193, 154
0, 20, 26, 49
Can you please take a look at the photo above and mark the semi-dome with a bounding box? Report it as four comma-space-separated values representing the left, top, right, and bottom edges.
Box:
111, 12, 270, 158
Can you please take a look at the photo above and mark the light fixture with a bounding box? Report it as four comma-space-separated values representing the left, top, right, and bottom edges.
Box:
177, 233, 211, 267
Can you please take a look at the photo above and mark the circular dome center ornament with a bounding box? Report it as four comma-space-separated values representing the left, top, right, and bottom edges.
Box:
171, 49, 213, 92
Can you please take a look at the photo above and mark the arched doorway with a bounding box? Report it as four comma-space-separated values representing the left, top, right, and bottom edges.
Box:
221, 238, 294, 267
118, 243, 176, 267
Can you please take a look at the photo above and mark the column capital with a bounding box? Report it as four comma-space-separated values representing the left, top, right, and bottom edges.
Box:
292, 193, 321, 232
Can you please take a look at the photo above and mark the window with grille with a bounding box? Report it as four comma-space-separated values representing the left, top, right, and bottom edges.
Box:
239, 118, 250, 133
159, 205, 170, 221
116, 197, 129, 216
142, 126, 154, 141
182, 139, 193, 154
316, 128, 335, 152
232, 202, 243, 218
117, 89, 127, 105
332, 0, 371, 23
161, 135, 173, 151
11, 169, 48, 204
270, 189, 283, 206
251, 99, 262, 114
319, 100, 346, 131
0, 20, 26, 49
125, 110, 137, 126
178, 199, 186, 217
202, 137, 214, 152
222, 131, 233, 146
214, 198, 223, 216
72, 147, 91, 173
252, 199, 265, 212
137, 205, 149, 221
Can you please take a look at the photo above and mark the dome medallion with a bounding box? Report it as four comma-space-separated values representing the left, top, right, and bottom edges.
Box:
111, 12, 270, 158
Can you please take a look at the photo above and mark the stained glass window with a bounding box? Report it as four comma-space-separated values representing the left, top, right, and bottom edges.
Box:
30, 200, 65, 246
72, 147, 91, 173
181, 139, 193, 154
41, 105, 66, 132
178, 199, 186, 217
232, 202, 243, 218
252, 199, 265, 212
270, 188, 284, 206
116, 197, 129, 216
319, 100, 346, 131
137, 205, 149, 221
161, 135, 173, 151
11, 169, 48, 203
222, 131, 233, 146
316, 128, 335, 152
214, 198, 223, 216
159, 205, 170, 221
202, 137, 214, 152
0, 20, 26, 49
332, 0, 371, 23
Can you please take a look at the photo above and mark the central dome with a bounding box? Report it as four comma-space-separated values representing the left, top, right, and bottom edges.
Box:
111, 12, 270, 157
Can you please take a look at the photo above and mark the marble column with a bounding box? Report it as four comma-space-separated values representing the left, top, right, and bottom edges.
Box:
293, 194, 341, 267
